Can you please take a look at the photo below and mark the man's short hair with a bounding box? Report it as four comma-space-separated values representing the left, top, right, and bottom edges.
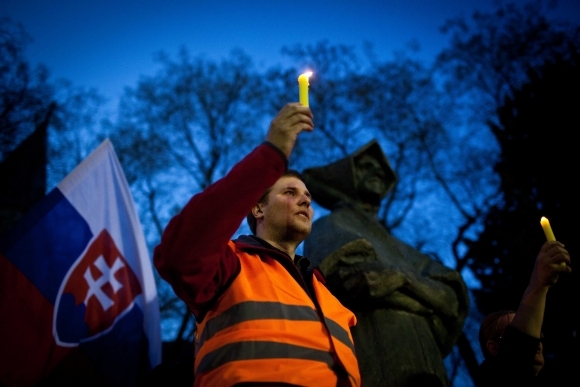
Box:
478, 309, 515, 360
246, 170, 306, 235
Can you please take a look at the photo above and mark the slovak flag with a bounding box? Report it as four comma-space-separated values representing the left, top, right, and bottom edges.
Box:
0, 139, 161, 386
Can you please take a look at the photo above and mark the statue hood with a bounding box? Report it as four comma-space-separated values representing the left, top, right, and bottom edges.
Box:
302, 139, 397, 210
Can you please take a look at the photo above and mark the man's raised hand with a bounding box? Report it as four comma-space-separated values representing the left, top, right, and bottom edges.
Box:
266, 103, 314, 159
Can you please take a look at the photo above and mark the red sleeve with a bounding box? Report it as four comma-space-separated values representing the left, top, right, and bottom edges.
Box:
153, 143, 287, 319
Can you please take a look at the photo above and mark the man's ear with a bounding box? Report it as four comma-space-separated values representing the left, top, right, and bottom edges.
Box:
252, 204, 264, 219
486, 340, 500, 357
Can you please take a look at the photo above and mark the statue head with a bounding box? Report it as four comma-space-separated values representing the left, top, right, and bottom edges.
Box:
302, 139, 397, 211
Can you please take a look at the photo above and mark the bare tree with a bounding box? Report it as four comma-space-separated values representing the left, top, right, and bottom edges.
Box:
0, 17, 53, 160
436, 0, 580, 125
0, 17, 105, 189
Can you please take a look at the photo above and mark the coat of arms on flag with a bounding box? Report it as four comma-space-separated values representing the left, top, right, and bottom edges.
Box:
0, 139, 161, 386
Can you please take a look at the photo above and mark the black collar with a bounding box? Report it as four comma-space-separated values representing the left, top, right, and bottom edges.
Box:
234, 235, 311, 270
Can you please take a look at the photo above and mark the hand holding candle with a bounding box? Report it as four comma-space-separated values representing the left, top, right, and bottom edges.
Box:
298, 71, 313, 107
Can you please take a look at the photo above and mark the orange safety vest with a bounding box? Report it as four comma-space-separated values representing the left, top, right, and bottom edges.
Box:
193, 241, 361, 387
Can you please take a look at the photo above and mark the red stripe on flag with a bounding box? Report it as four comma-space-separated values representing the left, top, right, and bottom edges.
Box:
0, 253, 72, 386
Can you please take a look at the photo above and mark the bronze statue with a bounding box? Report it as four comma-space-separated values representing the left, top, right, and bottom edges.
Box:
303, 140, 469, 387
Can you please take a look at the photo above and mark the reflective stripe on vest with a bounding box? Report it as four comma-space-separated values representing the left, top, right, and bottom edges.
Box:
198, 300, 356, 356
197, 340, 336, 375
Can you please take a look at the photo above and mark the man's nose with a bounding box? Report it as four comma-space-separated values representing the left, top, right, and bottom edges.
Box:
299, 193, 311, 207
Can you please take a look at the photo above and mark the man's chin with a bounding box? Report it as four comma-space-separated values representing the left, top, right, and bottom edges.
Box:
300, 226, 312, 237
290, 223, 311, 238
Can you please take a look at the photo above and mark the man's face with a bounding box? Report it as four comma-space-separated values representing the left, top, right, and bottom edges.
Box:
494, 313, 545, 375
354, 154, 388, 203
257, 176, 313, 240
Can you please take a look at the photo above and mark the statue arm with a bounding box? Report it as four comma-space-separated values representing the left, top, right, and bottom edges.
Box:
319, 238, 466, 317
318, 237, 469, 355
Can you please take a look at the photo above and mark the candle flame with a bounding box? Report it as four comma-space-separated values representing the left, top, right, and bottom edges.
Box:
302, 71, 313, 78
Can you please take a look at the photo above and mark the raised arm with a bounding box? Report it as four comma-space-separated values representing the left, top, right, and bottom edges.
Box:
511, 240, 571, 338
153, 103, 313, 318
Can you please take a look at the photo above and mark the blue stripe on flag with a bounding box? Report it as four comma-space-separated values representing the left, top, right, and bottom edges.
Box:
0, 188, 93, 304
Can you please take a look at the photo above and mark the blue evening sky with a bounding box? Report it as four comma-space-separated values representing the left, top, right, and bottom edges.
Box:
2, 0, 580, 106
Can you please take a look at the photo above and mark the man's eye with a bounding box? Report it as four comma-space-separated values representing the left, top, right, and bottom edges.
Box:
286, 191, 295, 195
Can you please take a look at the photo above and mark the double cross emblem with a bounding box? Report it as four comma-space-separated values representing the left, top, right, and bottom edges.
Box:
83, 255, 125, 311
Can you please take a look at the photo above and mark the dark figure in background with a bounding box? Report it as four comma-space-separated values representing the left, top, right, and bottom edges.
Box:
476, 240, 571, 387
303, 140, 469, 387
153, 103, 361, 387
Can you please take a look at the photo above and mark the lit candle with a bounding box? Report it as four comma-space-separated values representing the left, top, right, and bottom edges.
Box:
298, 71, 313, 107
540, 216, 556, 241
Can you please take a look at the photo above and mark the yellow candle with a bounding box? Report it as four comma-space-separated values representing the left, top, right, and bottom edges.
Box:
298, 71, 312, 107
540, 216, 556, 241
